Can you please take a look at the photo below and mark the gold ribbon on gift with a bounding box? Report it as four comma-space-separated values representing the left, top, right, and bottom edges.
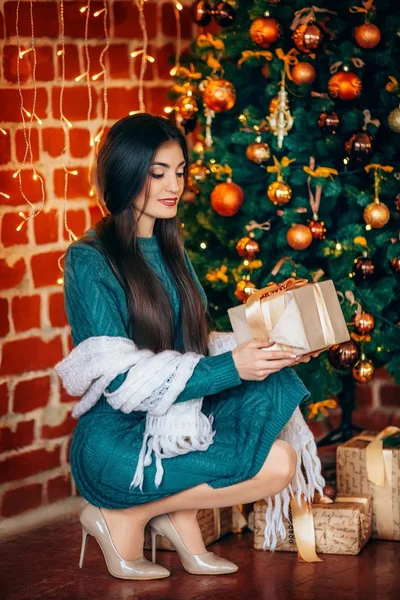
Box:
244, 277, 336, 353
308, 399, 338, 419
275, 48, 300, 82
349, 0, 375, 14
267, 156, 296, 180
290, 497, 323, 562
330, 58, 365, 74
353, 427, 400, 487
238, 50, 273, 66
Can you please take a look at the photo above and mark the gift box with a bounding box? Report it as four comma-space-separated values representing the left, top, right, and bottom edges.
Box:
228, 277, 350, 356
336, 428, 400, 541
143, 507, 234, 551
253, 494, 372, 556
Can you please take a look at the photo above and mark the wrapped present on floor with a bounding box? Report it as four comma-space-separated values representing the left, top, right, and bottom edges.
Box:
253, 493, 372, 558
336, 427, 400, 541
228, 277, 350, 356
144, 507, 235, 551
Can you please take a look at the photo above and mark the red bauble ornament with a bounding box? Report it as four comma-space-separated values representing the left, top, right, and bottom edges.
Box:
328, 341, 359, 369
191, 1, 212, 26
354, 256, 375, 281
292, 23, 323, 53
214, 2, 236, 27
354, 23, 381, 49
308, 219, 327, 240
318, 111, 340, 134
328, 70, 362, 101
345, 132, 374, 161
236, 236, 260, 259
211, 182, 244, 216
250, 17, 280, 48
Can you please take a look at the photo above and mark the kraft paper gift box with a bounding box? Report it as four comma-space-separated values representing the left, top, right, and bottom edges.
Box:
228, 277, 350, 356
253, 494, 372, 556
336, 428, 400, 541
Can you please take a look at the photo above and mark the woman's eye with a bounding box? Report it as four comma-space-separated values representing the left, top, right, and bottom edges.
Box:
177, 172, 185, 177
151, 173, 164, 179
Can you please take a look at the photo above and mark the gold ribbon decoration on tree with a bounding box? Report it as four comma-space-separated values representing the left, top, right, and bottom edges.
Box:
206, 265, 229, 283
275, 48, 300, 81
308, 399, 338, 419
385, 76, 399, 94
349, 0, 375, 14
330, 57, 365, 74
290, 5, 337, 30
267, 155, 296, 179
197, 33, 225, 71
303, 156, 338, 220
238, 50, 273, 66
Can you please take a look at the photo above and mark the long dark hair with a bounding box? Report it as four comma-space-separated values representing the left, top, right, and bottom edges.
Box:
81, 113, 210, 355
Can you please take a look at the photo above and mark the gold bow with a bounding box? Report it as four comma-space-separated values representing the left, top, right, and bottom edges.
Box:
197, 33, 225, 51
174, 63, 202, 80
349, 0, 374, 14
330, 58, 365, 74
206, 265, 229, 283
238, 50, 273, 66
308, 399, 338, 419
385, 76, 399, 94
303, 165, 338, 179
354, 235, 368, 246
275, 48, 299, 82
267, 155, 296, 177
249, 277, 308, 302
210, 163, 233, 179
354, 427, 400, 486
364, 164, 394, 173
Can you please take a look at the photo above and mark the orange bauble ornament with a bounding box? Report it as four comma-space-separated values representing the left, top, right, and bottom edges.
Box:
211, 182, 244, 216
352, 358, 375, 383
286, 224, 313, 249
202, 79, 236, 113
363, 201, 390, 228
354, 23, 381, 49
250, 17, 280, 48
353, 312, 375, 335
267, 180, 292, 205
235, 279, 256, 303
246, 141, 271, 164
328, 70, 362, 101
291, 62, 316, 85
176, 95, 198, 119
292, 23, 323, 53
236, 236, 260, 259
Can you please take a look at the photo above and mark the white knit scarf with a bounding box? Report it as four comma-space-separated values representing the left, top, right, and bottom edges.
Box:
55, 332, 324, 550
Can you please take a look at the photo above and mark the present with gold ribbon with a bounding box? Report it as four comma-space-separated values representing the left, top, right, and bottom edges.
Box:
143, 507, 235, 551
227, 277, 350, 356
253, 493, 372, 556
336, 427, 400, 541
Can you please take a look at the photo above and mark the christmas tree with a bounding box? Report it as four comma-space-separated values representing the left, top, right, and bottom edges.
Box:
170, 0, 400, 431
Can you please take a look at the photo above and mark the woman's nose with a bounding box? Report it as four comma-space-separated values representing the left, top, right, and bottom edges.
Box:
166, 175, 180, 194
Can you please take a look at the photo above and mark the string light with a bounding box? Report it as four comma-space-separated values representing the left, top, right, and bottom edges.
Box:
62, 116, 72, 128
135, 0, 150, 112
0, 192, 11, 199
174, 1, 183, 9
16, 211, 27, 231
170, 1, 182, 77
21, 106, 42, 124
13, 168, 21, 178
57, 49, 64, 56
130, 49, 155, 62
200, 242, 207, 249
93, 8, 106, 17
75, 71, 88, 82
0, 127, 7, 135
92, 70, 105, 80
19, 47, 33, 59
79, 6, 88, 13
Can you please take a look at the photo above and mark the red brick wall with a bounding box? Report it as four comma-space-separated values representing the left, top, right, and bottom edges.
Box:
0, 0, 196, 520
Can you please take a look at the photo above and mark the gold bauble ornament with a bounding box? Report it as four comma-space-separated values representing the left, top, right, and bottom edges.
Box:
176, 95, 198, 119
286, 224, 313, 250
189, 162, 208, 183
291, 62, 316, 85
363, 201, 390, 228
235, 279, 256, 303
388, 107, 400, 133
308, 219, 327, 240
354, 23, 381, 49
250, 17, 280, 49
236, 236, 260, 259
328, 340, 359, 369
202, 79, 236, 113
328, 71, 362, 101
352, 358, 375, 383
292, 23, 323, 53
211, 182, 244, 216
267, 180, 292, 205
246, 141, 271, 164
353, 312, 375, 334
390, 256, 400, 273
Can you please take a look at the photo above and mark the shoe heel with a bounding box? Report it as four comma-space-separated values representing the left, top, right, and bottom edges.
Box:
151, 529, 165, 564
79, 526, 90, 569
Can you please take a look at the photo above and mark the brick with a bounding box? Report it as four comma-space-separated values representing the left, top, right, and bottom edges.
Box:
355, 382, 374, 408
161, 3, 193, 39
156, 43, 175, 80
0, 336, 63, 376
1, 212, 28, 247
5, 1, 59, 37
15, 128, 40, 162
3, 45, 30, 84
133, 44, 155, 82
33, 209, 59, 245
108, 44, 130, 79
0, 383, 9, 416
380, 384, 400, 408
52, 86, 97, 122
54, 168, 90, 199
42, 127, 65, 157
0, 420, 35, 453
47, 473, 71, 503
88, 44, 107, 77
67, 332, 74, 353
42, 410, 76, 440
147, 86, 170, 116
89, 204, 104, 227
114, 2, 157, 39
0, 298, 9, 337
0, 446, 61, 484
56, 44, 80, 81
0, 129, 11, 164
14, 376, 51, 413
60, 384, 80, 404
0, 258, 26, 291
0, 8, 4, 39
49, 292, 68, 327
0, 88, 48, 122
0, 170, 46, 206
35, 46, 55, 81
352, 409, 391, 432
375, 367, 394, 382
63, 209, 86, 242
31, 251, 64, 288
308, 419, 329, 442
1, 483, 43, 518
69, 128, 91, 158
63, 2, 109, 38
11, 295, 41, 332
105, 87, 139, 120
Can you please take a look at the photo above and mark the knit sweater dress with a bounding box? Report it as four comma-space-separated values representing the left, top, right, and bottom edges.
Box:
64, 230, 311, 509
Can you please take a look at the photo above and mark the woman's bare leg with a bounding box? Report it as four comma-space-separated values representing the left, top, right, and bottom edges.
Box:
101, 440, 296, 560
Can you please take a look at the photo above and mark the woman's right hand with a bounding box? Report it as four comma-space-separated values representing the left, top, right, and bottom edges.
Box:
232, 339, 300, 381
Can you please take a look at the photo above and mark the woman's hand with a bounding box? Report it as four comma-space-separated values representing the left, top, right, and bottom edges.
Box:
295, 349, 325, 364
232, 339, 301, 381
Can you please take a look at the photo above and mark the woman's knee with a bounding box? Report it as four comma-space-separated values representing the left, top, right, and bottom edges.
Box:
254, 440, 297, 494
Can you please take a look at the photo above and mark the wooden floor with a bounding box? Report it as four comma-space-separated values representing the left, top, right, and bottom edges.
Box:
1, 515, 399, 600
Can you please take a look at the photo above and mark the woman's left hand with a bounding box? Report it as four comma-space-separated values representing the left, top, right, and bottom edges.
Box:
296, 350, 324, 364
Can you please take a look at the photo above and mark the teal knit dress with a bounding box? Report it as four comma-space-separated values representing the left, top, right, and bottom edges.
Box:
64, 230, 311, 509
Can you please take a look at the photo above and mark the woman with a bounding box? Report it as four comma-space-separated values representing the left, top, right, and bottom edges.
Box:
59, 113, 322, 581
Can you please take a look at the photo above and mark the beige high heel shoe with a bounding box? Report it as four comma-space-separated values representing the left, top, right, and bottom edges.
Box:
79, 503, 170, 580
148, 514, 238, 575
